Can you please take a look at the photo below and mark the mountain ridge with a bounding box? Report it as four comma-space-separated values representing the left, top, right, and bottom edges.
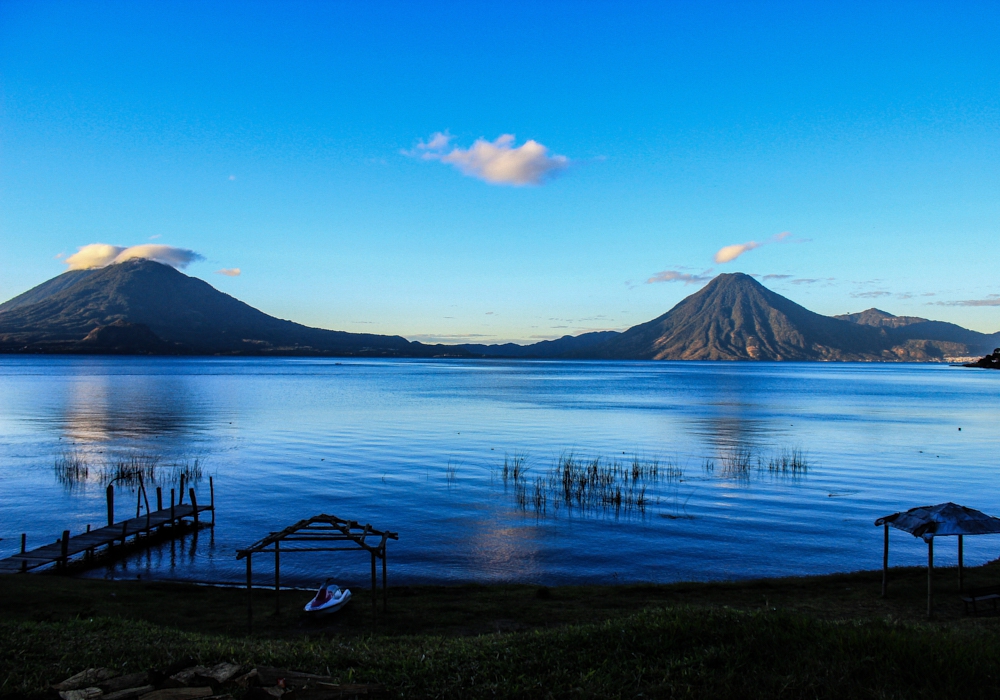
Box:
1, 263, 996, 360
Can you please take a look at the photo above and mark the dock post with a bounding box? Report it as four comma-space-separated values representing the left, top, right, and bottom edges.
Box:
179, 475, 185, 505
122, 521, 128, 546
86, 524, 92, 560
106, 484, 114, 526
246, 553, 253, 634
209, 476, 215, 526
156, 487, 163, 512
382, 548, 388, 612
190, 488, 199, 526
171, 489, 176, 525
60, 530, 69, 570
274, 540, 280, 615
20, 533, 26, 573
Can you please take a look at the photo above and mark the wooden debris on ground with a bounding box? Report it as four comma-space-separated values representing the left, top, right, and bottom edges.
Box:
48, 661, 239, 700
246, 666, 385, 699
49, 662, 380, 700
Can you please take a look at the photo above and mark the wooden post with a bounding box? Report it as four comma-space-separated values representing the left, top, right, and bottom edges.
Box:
382, 548, 388, 612
106, 484, 114, 526
958, 535, 964, 591
209, 476, 215, 526
246, 553, 253, 634
86, 524, 92, 560
178, 475, 185, 505
881, 523, 889, 598
371, 550, 377, 625
156, 487, 163, 512
274, 540, 281, 615
60, 530, 69, 570
190, 488, 199, 526
170, 489, 176, 524
927, 537, 934, 619
122, 521, 128, 546
20, 533, 27, 573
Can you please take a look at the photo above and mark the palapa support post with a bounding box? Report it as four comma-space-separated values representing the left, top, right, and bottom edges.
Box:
927, 537, 934, 619
881, 523, 889, 598
958, 534, 964, 591
246, 552, 253, 634
210, 476, 215, 526
382, 546, 388, 612
371, 550, 377, 625
106, 484, 114, 526
274, 539, 281, 615
189, 488, 199, 526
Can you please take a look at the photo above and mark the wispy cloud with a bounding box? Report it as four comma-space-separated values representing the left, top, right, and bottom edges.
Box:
852, 290, 892, 298
761, 273, 793, 281
215, 268, 241, 277
646, 268, 714, 285
407, 132, 569, 186
65, 243, 204, 270
714, 231, 797, 264
933, 295, 1000, 307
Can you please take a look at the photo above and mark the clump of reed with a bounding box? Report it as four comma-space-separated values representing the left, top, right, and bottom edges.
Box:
505, 452, 669, 515
104, 452, 160, 487
719, 446, 754, 478
762, 448, 808, 475
53, 452, 91, 488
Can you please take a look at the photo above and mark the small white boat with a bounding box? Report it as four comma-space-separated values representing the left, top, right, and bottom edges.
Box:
304, 579, 351, 615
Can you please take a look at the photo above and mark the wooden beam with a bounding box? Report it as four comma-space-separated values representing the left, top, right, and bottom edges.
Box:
881, 523, 889, 598
958, 535, 964, 591
927, 537, 934, 619
246, 552, 253, 635
274, 539, 280, 616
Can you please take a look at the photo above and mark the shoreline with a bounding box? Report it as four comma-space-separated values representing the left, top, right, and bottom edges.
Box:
5, 562, 1000, 697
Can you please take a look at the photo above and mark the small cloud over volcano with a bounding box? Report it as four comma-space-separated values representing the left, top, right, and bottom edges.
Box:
65, 243, 204, 270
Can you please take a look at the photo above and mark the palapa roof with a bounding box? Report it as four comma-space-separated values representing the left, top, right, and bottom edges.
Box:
875, 502, 1000, 541
236, 514, 398, 558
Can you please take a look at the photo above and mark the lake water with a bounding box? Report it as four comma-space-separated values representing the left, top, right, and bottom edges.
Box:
1, 357, 998, 589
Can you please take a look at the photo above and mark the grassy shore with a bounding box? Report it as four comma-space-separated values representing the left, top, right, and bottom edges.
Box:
3, 561, 1000, 698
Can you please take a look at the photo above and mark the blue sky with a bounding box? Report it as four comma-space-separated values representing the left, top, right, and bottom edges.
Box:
2, 1, 998, 342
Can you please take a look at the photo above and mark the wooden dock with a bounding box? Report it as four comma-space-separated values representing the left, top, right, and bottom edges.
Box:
0, 478, 214, 574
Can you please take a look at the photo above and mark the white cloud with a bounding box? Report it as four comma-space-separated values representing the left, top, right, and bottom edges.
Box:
409, 132, 569, 185
714, 242, 761, 264
714, 231, 795, 264
933, 295, 1000, 307
646, 269, 714, 285
215, 268, 241, 277
65, 243, 204, 270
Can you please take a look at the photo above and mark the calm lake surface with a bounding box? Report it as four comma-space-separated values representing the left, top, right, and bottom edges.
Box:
1, 357, 998, 589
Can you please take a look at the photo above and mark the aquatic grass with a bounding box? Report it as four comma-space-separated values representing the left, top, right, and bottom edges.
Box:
53, 451, 91, 489
763, 448, 809, 475
719, 446, 754, 478
501, 452, 529, 484
445, 460, 458, 485
102, 452, 161, 487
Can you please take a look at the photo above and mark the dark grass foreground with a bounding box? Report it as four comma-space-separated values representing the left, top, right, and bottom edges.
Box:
4, 564, 1000, 698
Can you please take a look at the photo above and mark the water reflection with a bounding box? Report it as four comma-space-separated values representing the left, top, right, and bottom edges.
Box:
51, 372, 207, 443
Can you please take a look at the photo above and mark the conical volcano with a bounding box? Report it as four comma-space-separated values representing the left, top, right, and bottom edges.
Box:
0, 259, 451, 356
593, 273, 890, 360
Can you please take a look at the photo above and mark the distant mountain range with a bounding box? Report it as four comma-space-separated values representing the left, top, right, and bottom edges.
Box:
1, 261, 997, 361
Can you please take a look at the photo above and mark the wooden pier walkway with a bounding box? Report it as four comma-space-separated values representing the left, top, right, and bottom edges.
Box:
0, 479, 214, 574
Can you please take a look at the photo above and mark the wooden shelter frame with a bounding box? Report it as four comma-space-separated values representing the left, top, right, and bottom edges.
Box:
236, 514, 398, 633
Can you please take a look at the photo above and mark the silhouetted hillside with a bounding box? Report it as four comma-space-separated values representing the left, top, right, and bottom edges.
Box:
0, 260, 463, 357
